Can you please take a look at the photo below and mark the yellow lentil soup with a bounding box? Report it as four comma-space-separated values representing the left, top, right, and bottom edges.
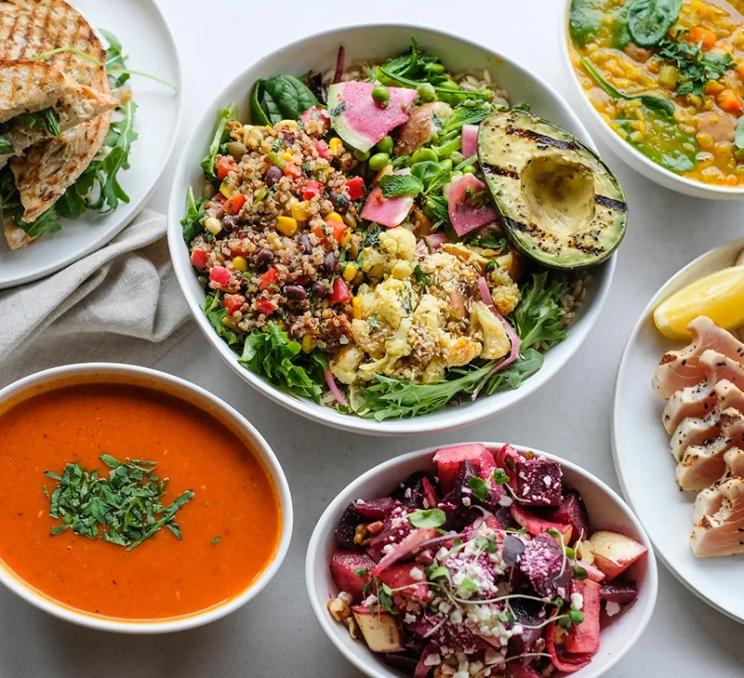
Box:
569, 0, 744, 186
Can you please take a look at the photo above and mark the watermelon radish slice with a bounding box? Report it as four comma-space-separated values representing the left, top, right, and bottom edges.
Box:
447, 173, 498, 237
433, 443, 495, 494
361, 169, 415, 228
462, 124, 479, 158
327, 81, 418, 152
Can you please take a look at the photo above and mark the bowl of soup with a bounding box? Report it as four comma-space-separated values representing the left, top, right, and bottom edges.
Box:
562, 0, 744, 198
0, 363, 292, 633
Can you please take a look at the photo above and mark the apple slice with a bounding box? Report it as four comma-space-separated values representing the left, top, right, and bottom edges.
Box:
588, 530, 647, 581
352, 606, 404, 652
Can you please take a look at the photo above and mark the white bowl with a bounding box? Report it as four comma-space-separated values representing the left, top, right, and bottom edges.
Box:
167, 24, 616, 436
305, 442, 658, 678
0, 363, 293, 634
559, 1, 744, 200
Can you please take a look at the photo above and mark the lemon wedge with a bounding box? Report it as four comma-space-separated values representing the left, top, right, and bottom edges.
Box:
653, 265, 744, 340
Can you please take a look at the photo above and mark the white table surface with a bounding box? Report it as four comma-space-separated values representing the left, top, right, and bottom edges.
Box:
2, 0, 744, 676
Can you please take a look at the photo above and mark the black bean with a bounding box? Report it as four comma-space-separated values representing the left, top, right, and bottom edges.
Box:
299, 234, 312, 254
284, 285, 307, 300
328, 189, 350, 212
264, 165, 283, 186
322, 251, 338, 273
255, 248, 274, 267
313, 281, 329, 297
222, 215, 240, 231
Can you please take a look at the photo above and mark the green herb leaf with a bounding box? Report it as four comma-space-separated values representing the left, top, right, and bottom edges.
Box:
459, 576, 478, 594
658, 36, 734, 97
492, 468, 510, 485
427, 565, 448, 580
354, 567, 369, 577
407, 508, 446, 529
210, 535, 222, 546
45, 454, 194, 550
0, 132, 12, 155
413, 264, 431, 286
250, 75, 318, 125
181, 186, 207, 243
626, 0, 682, 47
379, 173, 424, 198
377, 583, 397, 615
201, 104, 236, 181
467, 476, 489, 501
203, 292, 243, 347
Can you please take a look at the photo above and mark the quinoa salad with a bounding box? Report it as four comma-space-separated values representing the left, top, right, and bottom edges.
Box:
180, 39, 598, 420
326, 444, 647, 676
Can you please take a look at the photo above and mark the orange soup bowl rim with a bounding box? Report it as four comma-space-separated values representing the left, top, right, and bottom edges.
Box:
0, 362, 293, 634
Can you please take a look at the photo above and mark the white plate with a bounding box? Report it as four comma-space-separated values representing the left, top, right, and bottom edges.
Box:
168, 24, 616, 436
613, 238, 744, 623
0, 0, 182, 289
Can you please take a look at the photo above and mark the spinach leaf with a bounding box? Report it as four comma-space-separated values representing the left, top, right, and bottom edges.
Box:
181, 187, 207, 243
250, 75, 318, 125
627, 0, 682, 47
569, 0, 605, 47
612, 6, 632, 49
204, 292, 243, 348
201, 104, 236, 181
580, 56, 674, 118
239, 321, 323, 400
380, 173, 424, 197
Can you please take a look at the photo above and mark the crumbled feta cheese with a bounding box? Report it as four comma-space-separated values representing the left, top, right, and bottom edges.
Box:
381, 543, 395, 555
450, 608, 463, 624
543, 475, 552, 487
606, 600, 621, 617
468, 661, 483, 676
403, 613, 417, 624
410, 567, 425, 581
498, 495, 513, 507
454, 669, 469, 678
511, 623, 524, 635
424, 653, 441, 666
570, 592, 584, 610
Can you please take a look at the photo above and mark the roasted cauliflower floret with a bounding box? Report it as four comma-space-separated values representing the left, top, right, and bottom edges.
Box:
379, 227, 416, 261
330, 345, 366, 385
470, 300, 510, 360
350, 319, 385, 358
372, 277, 413, 329
443, 335, 482, 367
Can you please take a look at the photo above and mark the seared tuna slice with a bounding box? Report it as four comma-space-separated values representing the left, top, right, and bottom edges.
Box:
691, 478, 744, 557
662, 382, 717, 434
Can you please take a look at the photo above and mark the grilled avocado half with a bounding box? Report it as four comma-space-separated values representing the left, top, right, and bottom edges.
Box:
478, 109, 627, 269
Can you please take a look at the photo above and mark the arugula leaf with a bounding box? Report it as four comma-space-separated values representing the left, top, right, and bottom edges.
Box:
201, 104, 236, 182
204, 292, 243, 347
250, 75, 318, 125
20, 108, 61, 136
181, 187, 207, 242
380, 173, 424, 198
0, 133, 12, 155
481, 347, 543, 396
513, 272, 568, 350
239, 322, 323, 400
407, 508, 446, 528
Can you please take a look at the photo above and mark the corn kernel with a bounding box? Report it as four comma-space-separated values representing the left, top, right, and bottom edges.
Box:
352, 297, 362, 320
219, 180, 234, 198
291, 201, 309, 222
276, 215, 298, 236
281, 151, 294, 163
329, 137, 344, 156
278, 119, 298, 130
302, 334, 316, 353
327, 211, 344, 223
204, 217, 222, 235
343, 263, 357, 281
340, 231, 351, 247
231, 256, 248, 272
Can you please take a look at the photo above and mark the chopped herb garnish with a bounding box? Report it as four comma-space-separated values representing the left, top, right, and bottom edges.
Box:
427, 565, 449, 580
354, 567, 369, 577
210, 535, 222, 546
44, 453, 194, 551
492, 468, 510, 485
377, 583, 397, 615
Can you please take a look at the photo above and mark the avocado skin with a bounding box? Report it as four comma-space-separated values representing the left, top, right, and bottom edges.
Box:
478, 109, 627, 270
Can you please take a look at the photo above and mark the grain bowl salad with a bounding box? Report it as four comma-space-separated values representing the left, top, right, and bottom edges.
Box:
181, 39, 627, 420
569, 0, 744, 186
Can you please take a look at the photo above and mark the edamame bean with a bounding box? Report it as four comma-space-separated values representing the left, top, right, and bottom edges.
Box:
368, 152, 390, 171
372, 85, 390, 105
412, 148, 438, 163
376, 135, 394, 155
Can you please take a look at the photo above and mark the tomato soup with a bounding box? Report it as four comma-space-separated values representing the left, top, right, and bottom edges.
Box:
0, 382, 281, 620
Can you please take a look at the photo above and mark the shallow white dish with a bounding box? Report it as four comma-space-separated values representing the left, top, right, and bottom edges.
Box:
167, 23, 616, 436
613, 237, 744, 623
0, 362, 293, 633
305, 442, 657, 678
559, 0, 744, 200
0, 0, 183, 288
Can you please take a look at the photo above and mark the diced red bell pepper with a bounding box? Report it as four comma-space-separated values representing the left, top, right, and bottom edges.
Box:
209, 266, 231, 288
190, 249, 208, 269
215, 156, 236, 181
565, 579, 601, 654
283, 163, 302, 178
256, 299, 277, 315
316, 139, 331, 160
345, 176, 365, 200
303, 180, 323, 201
223, 193, 246, 215
328, 278, 350, 305
258, 267, 278, 291
331, 221, 348, 242
223, 294, 246, 315
546, 621, 592, 674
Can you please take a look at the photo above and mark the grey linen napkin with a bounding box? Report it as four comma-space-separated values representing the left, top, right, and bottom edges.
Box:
0, 209, 191, 386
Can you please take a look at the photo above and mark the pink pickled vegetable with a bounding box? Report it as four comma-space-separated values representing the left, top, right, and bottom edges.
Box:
447, 173, 498, 236
461, 124, 479, 158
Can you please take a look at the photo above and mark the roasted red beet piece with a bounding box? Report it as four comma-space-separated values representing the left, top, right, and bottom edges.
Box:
330, 551, 374, 601
545, 490, 590, 544
354, 497, 399, 520
515, 456, 563, 506
599, 582, 638, 605
518, 532, 567, 598
505, 662, 542, 678
334, 503, 362, 549
392, 471, 438, 509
